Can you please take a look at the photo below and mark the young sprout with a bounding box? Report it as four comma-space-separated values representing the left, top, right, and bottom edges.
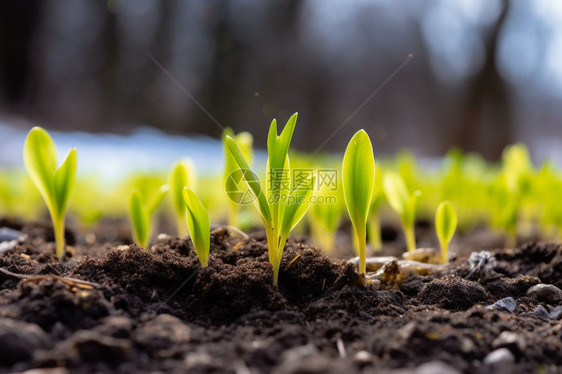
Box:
383, 172, 421, 252
435, 201, 457, 263
169, 160, 196, 237
23, 127, 77, 259
222, 128, 253, 228
498, 143, 534, 247
129, 185, 168, 249
342, 130, 375, 275
224, 113, 315, 285
183, 187, 210, 267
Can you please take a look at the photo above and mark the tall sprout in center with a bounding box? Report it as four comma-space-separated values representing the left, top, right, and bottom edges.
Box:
342, 130, 375, 276
225, 113, 315, 285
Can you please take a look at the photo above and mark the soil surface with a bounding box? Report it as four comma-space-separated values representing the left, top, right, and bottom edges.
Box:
1, 217, 562, 374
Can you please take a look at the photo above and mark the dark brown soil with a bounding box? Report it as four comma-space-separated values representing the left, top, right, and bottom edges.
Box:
1, 218, 562, 374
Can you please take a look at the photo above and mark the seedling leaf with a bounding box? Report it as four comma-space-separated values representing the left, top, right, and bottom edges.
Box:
225, 135, 271, 223
383, 172, 420, 252
183, 187, 210, 267
23, 127, 76, 259
342, 130, 375, 275
280, 175, 316, 241
129, 190, 150, 247
435, 201, 457, 263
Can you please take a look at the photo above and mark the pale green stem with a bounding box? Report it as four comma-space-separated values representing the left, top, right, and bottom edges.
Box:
440, 241, 448, 264
265, 224, 281, 286
200, 257, 208, 267
404, 224, 416, 252
273, 234, 289, 286
356, 225, 367, 275
368, 213, 382, 252
53, 216, 66, 260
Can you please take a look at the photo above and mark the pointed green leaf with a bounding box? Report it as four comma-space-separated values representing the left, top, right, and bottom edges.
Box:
266, 113, 297, 196
130, 190, 150, 248
148, 184, 169, 216
281, 175, 315, 240
342, 130, 375, 230
267, 119, 277, 156
183, 187, 210, 267
435, 201, 457, 247
53, 148, 77, 217
225, 135, 271, 222
23, 127, 57, 205
383, 172, 409, 215
342, 130, 375, 275
170, 161, 192, 218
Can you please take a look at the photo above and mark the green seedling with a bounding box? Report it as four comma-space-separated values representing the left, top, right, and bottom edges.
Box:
383, 172, 421, 252
170, 160, 196, 236
23, 127, 77, 259
183, 187, 210, 267
223, 128, 253, 228
435, 201, 457, 263
225, 113, 315, 285
129, 184, 168, 248
342, 130, 375, 275
498, 143, 534, 247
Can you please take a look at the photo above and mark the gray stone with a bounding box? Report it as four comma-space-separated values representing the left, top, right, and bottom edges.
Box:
549, 305, 562, 319
527, 284, 562, 304
0, 318, 49, 365
488, 297, 517, 313
531, 305, 551, 319
0, 227, 25, 242
483, 348, 515, 365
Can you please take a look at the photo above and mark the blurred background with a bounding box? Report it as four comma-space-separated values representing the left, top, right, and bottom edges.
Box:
1, 0, 562, 167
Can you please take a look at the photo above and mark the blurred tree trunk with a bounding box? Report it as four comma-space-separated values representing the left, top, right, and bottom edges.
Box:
453, 0, 511, 160
0, 0, 42, 106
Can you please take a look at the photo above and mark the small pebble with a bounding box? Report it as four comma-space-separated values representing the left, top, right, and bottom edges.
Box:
483, 347, 515, 366
531, 305, 551, 319
467, 251, 499, 280
0, 227, 25, 242
526, 284, 562, 304
353, 350, 373, 365
549, 305, 562, 319
487, 297, 517, 313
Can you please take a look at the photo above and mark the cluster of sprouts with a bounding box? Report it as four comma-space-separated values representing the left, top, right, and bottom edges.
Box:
17, 114, 551, 284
